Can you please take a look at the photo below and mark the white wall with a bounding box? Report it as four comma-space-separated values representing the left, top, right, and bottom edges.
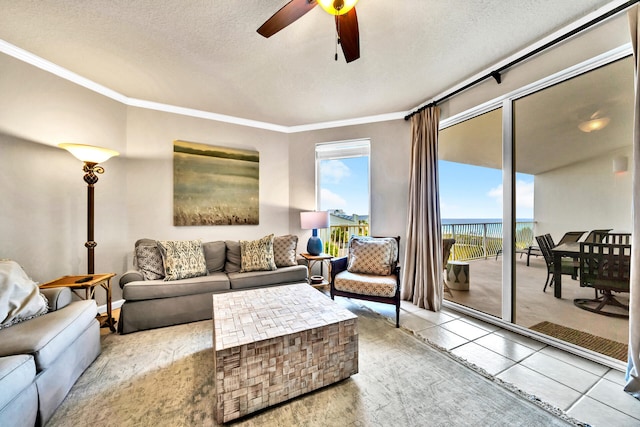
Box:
534, 146, 633, 241
0, 53, 128, 302
288, 121, 412, 257
123, 106, 292, 246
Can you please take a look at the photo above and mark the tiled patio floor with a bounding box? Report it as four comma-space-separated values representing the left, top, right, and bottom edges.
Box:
444, 255, 629, 344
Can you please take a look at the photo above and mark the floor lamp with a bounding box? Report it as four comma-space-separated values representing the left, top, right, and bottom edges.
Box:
59, 143, 119, 274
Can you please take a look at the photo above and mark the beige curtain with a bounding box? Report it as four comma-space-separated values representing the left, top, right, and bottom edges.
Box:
401, 106, 443, 311
625, 4, 640, 400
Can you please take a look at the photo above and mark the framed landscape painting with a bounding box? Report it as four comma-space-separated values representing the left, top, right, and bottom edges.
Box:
173, 140, 259, 226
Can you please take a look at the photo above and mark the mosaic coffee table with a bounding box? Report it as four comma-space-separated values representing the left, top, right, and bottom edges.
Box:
212, 283, 358, 423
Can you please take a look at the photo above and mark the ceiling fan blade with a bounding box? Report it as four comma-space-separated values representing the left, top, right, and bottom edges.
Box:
337, 7, 360, 63
257, 0, 317, 38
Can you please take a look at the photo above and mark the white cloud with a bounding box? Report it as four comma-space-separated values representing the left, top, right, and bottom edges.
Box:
321, 160, 351, 184
487, 180, 534, 209
320, 188, 347, 209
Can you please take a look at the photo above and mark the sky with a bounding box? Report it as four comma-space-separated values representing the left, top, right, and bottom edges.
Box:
318, 157, 534, 220
319, 157, 369, 215
439, 160, 534, 219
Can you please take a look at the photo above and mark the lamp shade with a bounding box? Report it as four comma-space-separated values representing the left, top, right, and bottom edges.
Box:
300, 211, 330, 230
59, 143, 119, 163
317, 0, 358, 15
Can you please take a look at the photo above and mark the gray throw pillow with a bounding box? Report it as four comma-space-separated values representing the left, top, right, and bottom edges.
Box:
224, 240, 242, 273
203, 241, 226, 273
0, 260, 49, 329
273, 235, 298, 267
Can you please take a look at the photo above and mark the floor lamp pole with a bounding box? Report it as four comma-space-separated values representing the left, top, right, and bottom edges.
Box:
83, 162, 101, 275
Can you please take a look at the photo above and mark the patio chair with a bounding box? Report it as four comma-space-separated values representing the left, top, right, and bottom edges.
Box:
536, 234, 578, 293
330, 236, 401, 327
443, 238, 455, 296
600, 232, 631, 245
583, 229, 612, 243
573, 241, 630, 318
556, 231, 587, 246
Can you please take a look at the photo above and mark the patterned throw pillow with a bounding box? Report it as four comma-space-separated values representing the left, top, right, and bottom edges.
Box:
240, 234, 277, 273
157, 240, 207, 281
273, 235, 298, 267
347, 237, 397, 276
135, 239, 165, 280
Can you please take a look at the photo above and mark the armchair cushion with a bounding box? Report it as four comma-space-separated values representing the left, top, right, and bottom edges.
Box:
157, 239, 207, 281
347, 237, 397, 276
0, 260, 48, 330
334, 271, 398, 298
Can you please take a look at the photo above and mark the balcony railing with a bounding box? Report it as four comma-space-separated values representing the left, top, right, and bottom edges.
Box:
317, 221, 534, 262
318, 224, 370, 258
443, 221, 535, 261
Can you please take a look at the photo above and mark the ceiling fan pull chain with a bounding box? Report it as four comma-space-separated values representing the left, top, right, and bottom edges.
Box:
335, 15, 340, 61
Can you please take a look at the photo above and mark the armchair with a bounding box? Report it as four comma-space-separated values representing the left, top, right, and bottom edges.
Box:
330, 236, 401, 327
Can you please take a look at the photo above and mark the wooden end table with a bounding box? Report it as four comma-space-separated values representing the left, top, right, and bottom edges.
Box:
299, 253, 333, 287
40, 273, 117, 332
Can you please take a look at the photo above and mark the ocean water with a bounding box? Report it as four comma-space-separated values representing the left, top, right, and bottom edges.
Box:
442, 218, 533, 224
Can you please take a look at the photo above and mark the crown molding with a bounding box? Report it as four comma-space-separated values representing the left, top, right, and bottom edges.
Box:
0, 39, 405, 133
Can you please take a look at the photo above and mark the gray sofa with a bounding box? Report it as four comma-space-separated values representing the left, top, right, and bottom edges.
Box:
118, 237, 309, 334
0, 287, 100, 427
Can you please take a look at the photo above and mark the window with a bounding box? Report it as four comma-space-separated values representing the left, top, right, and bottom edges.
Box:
315, 139, 370, 255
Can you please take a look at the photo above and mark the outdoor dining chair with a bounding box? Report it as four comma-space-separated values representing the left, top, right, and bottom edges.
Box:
536, 234, 579, 293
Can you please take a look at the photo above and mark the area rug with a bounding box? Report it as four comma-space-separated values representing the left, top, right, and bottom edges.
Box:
530, 321, 627, 362
47, 301, 581, 427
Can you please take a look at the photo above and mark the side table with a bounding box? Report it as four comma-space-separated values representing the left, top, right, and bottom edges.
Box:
299, 253, 333, 287
40, 273, 117, 332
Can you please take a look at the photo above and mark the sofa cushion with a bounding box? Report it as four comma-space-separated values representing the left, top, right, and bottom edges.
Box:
203, 241, 226, 273
273, 235, 298, 267
158, 239, 207, 281
347, 237, 397, 276
240, 234, 277, 272
0, 354, 36, 412
0, 300, 97, 371
134, 239, 165, 280
228, 265, 308, 290
122, 272, 230, 301
0, 260, 48, 329
224, 240, 242, 273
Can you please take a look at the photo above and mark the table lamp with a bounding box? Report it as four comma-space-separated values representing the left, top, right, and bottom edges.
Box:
300, 211, 330, 255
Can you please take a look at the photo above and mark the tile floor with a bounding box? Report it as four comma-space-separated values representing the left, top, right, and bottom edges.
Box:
348, 296, 640, 427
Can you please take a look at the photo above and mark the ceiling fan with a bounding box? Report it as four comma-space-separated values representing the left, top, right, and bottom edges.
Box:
257, 0, 360, 63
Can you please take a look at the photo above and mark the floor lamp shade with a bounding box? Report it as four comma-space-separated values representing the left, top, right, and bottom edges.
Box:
300, 211, 330, 255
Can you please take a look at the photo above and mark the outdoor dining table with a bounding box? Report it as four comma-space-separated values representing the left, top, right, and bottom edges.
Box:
551, 242, 580, 299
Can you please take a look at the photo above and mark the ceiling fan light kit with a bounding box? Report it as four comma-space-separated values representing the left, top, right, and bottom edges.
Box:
257, 0, 361, 63
317, 0, 359, 15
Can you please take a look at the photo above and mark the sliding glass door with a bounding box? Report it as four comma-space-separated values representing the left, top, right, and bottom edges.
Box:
439, 51, 634, 361
512, 56, 634, 350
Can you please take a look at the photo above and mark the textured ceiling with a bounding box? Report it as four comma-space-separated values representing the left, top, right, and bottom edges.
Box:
0, 0, 617, 127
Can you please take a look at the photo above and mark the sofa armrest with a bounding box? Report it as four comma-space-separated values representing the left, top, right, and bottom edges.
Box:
41, 287, 72, 312
330, 257, 348, 284
120, 270, 144, 289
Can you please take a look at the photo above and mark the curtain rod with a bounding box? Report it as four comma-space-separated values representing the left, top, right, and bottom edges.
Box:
404, 0, 639, 121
